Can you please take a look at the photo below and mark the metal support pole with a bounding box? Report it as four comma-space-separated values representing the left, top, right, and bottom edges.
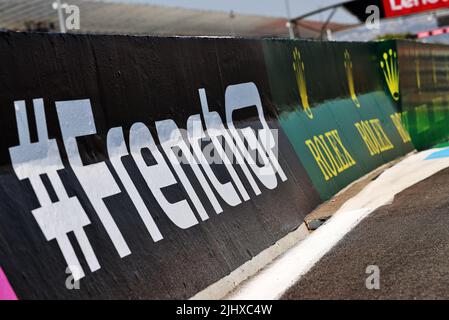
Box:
284, 0, 295, 39
55, 0, 66, 33
320, 7, 337, 40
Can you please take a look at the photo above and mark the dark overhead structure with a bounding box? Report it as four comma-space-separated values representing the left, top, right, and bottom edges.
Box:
290, 0, 449, 39
291, 0, 449, 23
342, 0, 385, 21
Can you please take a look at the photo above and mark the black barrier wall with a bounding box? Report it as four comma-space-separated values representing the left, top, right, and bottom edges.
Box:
0, 33, 321, 299
0, 33, 443, 300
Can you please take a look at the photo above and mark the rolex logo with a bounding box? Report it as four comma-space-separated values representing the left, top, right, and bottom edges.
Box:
344, 50, 361, 108
293, 47, 313, 119
380, 49, 399, 101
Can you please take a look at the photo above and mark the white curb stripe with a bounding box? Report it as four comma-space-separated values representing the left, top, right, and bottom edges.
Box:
227, 208, 374, 300
227, 148, 449, 300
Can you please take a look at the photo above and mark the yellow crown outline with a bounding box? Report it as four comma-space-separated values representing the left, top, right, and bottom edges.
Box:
380, 49, 399, 101
293, 47, 313, 119
344, 49, 361, 108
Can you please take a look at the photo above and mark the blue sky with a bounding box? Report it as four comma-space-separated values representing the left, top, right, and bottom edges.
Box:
110, 0, 357, 23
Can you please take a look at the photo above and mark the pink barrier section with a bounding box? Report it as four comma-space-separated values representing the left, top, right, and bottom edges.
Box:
0, 267, 17, 300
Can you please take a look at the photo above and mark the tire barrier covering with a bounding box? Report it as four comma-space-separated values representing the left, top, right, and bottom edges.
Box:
0, 32, 419, 299
397, 40, 449, 150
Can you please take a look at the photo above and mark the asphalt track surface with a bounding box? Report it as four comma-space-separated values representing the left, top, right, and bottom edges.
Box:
282, 166, 449, 300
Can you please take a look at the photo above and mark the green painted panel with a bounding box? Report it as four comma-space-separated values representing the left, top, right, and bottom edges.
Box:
396, 40, 449, 150
262, 39, 414, 200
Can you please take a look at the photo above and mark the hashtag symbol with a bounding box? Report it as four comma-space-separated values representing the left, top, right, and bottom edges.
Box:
8, 99, 100, 281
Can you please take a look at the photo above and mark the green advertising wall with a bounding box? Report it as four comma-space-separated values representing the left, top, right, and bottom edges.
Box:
397, 40, 449, 150
262, 39, 415, 200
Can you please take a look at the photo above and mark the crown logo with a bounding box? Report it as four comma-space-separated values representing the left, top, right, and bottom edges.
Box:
380, 49, 399, 101
344, 50, 361, 108
293, 47, 313, 119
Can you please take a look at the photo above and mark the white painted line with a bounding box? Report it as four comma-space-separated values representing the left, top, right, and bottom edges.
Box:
227, 148, 449, 300
339, 148, 449, 213
190, 223, 310, 300
192, 158, 398, 300
227, 208, 374, 300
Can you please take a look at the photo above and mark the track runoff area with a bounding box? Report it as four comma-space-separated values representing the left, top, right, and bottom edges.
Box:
227, 146, 449, 300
